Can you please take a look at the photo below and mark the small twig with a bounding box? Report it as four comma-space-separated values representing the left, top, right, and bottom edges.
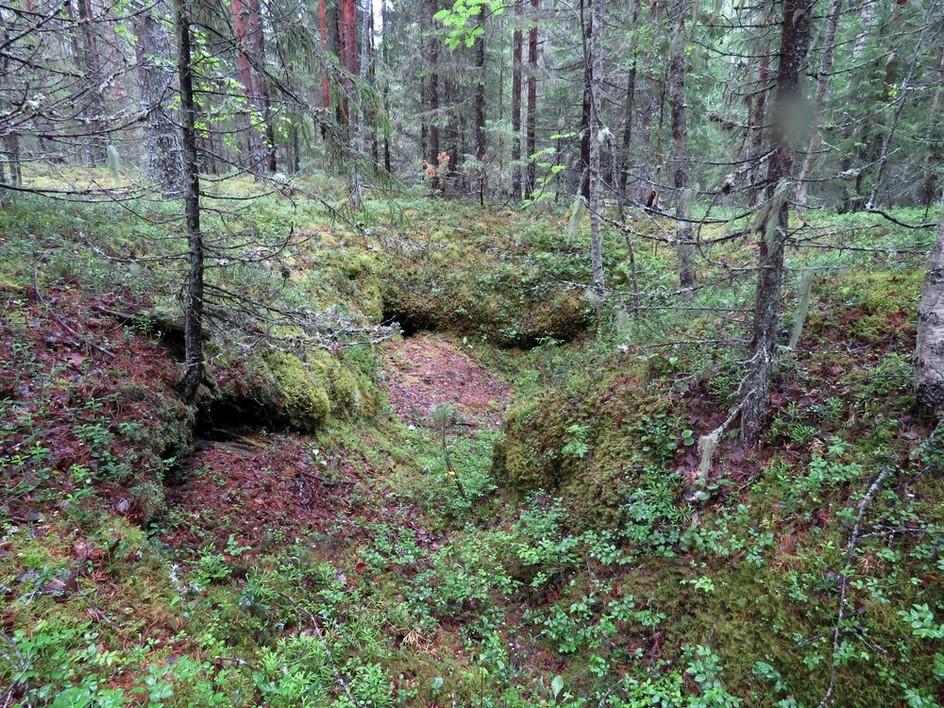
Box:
31, 268, 115, 359
818, 467, 892, 708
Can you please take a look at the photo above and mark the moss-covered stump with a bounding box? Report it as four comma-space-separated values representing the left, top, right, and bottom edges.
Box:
213, 348, 380, 431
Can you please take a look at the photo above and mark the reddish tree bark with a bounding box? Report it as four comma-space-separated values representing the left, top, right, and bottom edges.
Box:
425, 0, 440, 190
231, 0, 270, 175
338, 0, 357, 123
511, 0, 523, 199
319, 0, 330, 110
474, 15, 486, 202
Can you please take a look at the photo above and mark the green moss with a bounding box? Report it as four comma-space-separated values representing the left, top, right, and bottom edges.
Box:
808, 268, 921, 344
217, 348, 381, 431
494, 360, 677, 530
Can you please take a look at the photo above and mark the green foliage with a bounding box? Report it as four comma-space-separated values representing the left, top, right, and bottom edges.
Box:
217, 348, 378, 431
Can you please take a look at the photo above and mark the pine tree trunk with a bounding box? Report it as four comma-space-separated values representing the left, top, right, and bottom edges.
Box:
474, 15, 487, 203
348, 0, 368, 205
866, 3, 938, 211
381, 0, 392, 174
838, 0, 876, 212
319, 0, 330, 115
425, 0, 440, 191
511, 0, 523, 199
669, 0, 694, 291
175, 0, 204, 402
135, 0, 184, 195
588, 0, 604, 295
368, 4, 378, 169
917, 209, 944, 417
232, 0, 269, 177
794, 0, 842, 211
524, 0, 538, 198
739, 0, 813, 446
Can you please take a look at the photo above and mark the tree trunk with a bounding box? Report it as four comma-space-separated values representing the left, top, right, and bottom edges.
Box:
175, 0, 204, 402
745, 52, 770, 208
425, 0, 440, 191
668, 0, 694, 291
319, 0, 330, 114
588, 0, 604, 295
382, 0, 392, 174
368, 4, 378, 169
348, 0, 368, 205
231, 0, 269, 177
838, 0, 876, 212
739, 0, 813, 446
922, 47, 944, 216
917, 209, 944, 417
474, 14, 487, 203
511, 0, 523, 199
866, 3, 938, 211
794, 0, 842, 211
77, 0, 107, 166
578, 0, 592, 201
524, 0, 538, 199
135, 0, 184, 195
617, 0, 640, 197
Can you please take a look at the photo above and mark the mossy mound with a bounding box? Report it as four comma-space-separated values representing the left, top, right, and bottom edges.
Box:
214, 348, 380, 431
380, 244, 591, 346
493, 363, 685, 530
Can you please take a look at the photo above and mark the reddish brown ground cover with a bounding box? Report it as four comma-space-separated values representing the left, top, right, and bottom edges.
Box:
163, 435, 371, 554
0, 285, 188, 522
380, 334, 511, 428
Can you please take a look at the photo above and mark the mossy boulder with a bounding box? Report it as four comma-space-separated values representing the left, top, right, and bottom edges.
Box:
215, 348, 380, 431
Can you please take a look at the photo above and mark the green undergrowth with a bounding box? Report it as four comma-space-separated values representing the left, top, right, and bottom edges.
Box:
1, 182, 943, 705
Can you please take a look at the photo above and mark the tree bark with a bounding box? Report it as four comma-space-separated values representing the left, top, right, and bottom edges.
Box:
231, 0, 269, 177
588, 0, 604, 295
474, 14, 487, 203
917, 209, 944, 417
794, 0, 842, 211
668, 0, 694, 291
175, 0, 204, 402
348, 0, 368, 205
77, 0, 107, 166
745, 51, 770, 208
524, 0, 538, 199
135, 0, 184, 195
425, 0, 440, 191
739, 0, 813, 446
381, 0, 392, 174
578, 0, 592, 201
511, 0, 523, 199
319, 0, 330, 113
866, 3, 939, 211
838, 0, 876, 212
618, 0, 640, 197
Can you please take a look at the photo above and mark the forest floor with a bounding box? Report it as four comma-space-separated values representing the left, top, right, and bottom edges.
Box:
1, 178, 943, 706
